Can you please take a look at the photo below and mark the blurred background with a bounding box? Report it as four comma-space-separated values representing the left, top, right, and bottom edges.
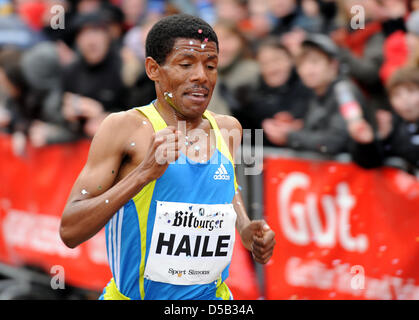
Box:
0, 0, 419, 300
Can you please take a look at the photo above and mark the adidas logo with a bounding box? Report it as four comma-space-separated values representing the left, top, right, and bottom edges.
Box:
213, 164, 230, 180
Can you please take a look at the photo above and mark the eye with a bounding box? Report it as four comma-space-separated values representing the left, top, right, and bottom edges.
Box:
207, 65, 216, 70
180, 63, 191, 68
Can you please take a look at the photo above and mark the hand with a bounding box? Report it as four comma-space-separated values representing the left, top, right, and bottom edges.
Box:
28, 120, 49, 147
262, 118, 302, 146
62, 93, 104, 122
273, 111, 294, 124
0, 106, 11, 128
138, 126, 183, 182
120, 46, 143, 87
240, 220, 276, 264
301, 0, 319, 17
347, 118, 374, 144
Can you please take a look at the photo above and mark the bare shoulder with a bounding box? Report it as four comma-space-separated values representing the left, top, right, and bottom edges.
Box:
209, 111, 242, 134
89, 108, 154, 158
95, 109, 152, 140
101, 108, 149, 131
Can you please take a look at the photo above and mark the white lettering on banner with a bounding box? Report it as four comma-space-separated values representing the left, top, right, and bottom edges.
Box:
1, 209, 107, 263
278, 172, 368, 252
2, 209, 80, 258
2, 209, 108, 263
284, 257, 419, 300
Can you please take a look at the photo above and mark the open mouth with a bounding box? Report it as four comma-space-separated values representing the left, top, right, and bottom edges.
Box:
184, 90, 209, 103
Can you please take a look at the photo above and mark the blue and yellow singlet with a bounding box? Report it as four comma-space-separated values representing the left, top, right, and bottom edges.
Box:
99, 103, 238, 300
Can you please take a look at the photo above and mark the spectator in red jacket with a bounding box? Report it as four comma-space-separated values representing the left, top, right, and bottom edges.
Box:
380, 9, 419, 84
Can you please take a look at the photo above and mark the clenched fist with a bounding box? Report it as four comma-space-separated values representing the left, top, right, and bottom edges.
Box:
240, 220, 276, 264
138, 126, 183, 182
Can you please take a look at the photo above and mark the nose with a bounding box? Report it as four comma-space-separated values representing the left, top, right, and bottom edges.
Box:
190, 63, 208, 84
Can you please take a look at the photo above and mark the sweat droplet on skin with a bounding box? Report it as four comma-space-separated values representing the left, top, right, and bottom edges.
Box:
105, 199, 109, 204
130, 142, 136, 147
81, 189, 88, 195
142, 121, 147, 125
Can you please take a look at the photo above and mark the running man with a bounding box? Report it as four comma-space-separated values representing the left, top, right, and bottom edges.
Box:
60, 14, 276, 300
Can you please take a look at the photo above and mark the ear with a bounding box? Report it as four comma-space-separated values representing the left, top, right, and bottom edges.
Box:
145, 56, 160, 82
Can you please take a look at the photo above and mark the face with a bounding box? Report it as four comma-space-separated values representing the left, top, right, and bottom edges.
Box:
147, 38, 218, 119
77, 0, 102, 13
297, 49, 337, 91
215, 0, 248, 23
258, 46, 293, 87
390, 85, 419, 122
76, 26, 111, 65
122, 0, 146, 25
412, 0, 419, 10
213, 25, 243, 69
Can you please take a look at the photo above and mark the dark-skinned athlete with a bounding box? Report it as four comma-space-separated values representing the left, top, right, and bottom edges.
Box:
60, 14, 276, 300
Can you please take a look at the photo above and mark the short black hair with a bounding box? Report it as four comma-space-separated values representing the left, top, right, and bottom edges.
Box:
145, 14, 219, 65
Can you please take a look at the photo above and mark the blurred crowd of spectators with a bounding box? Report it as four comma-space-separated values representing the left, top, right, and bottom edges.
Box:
0, 0, 418, 173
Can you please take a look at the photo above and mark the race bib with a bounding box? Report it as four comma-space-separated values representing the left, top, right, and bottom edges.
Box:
144, 201, 237, 285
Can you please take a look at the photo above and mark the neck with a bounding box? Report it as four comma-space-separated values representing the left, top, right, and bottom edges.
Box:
154, 98, 204, 132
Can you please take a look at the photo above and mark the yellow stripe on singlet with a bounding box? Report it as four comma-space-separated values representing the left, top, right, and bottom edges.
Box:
132, 181, 156, 300
133, 104, 167, 300
103, 278, 130, 300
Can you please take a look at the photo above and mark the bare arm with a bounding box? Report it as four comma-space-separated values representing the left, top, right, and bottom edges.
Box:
60, 112, 180, 248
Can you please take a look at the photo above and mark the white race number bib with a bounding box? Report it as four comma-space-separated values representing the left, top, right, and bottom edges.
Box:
144, 201, 237, 285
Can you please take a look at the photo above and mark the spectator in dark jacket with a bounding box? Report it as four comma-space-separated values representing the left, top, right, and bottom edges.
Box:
263, 34, 367, 155
349, 67, 419, 171
236, 37, 312, 145
62, 10, 129, 138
